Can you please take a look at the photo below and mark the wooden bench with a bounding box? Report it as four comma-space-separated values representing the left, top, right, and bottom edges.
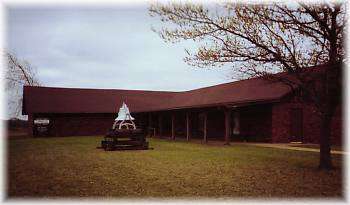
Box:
101, 128, 149, 151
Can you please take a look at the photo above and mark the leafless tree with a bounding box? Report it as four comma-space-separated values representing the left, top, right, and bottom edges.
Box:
149, 1, 346, 169
5, 51, 41, 118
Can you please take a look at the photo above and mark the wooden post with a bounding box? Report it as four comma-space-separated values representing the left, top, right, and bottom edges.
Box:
203, 112, 207, 143
224, 108, 231, 145
171, 113, 175, 140
148, 113, 153, 137
186, 112, 190, 141
158, 114, 162, 137
232, 110, 240, 140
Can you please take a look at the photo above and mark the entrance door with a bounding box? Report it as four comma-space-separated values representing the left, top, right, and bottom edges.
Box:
290, 108, 303, 142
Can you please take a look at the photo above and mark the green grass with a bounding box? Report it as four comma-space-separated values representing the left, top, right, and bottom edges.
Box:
7, 136, 343, 198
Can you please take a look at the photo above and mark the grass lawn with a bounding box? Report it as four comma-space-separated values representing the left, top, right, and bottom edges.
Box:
7, 136, 343, 198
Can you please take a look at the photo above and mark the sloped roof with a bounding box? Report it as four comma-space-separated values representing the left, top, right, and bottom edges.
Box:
22, 74, 294, 115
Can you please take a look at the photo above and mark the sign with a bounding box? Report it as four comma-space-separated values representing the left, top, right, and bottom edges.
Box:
34, 118, 50, 125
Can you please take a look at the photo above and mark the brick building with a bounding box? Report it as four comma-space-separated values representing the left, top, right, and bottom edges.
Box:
22, 64, 342, 145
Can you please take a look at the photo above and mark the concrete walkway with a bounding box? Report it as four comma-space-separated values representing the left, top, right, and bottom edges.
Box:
154, 137, 347, 155
235, 142, 347, 155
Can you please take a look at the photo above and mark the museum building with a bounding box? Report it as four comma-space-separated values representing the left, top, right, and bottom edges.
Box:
22, 64, 342, 145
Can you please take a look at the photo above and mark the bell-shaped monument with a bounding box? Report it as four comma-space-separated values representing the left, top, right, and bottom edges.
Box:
100, 101, 149, 151
112, 102, 136, 130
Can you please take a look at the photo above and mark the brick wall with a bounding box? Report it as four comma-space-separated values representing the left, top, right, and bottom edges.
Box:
29, 100, 342, 145
271, 98, 342, 145
31, 113, 115, 137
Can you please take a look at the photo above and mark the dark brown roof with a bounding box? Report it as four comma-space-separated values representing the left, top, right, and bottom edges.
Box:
23, 74, 294, 115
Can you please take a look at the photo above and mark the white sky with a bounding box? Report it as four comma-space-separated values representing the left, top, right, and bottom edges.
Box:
6, 4, 233, 92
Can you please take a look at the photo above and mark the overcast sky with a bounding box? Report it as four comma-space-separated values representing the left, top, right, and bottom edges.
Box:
6, 4, 233, 92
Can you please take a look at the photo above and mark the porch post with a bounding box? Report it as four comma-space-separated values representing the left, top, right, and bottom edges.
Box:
148, 113, 153, 137
203, 112, 207, 143
158, 114, 162, 137
224, 108, 231, 145
186, 112, 190, 141
171, 113, 175, 140
232, 109, 240, 139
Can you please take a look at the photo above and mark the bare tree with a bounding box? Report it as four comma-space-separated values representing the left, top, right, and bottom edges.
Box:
149, 1, 346, 169
5, 51, 41, 118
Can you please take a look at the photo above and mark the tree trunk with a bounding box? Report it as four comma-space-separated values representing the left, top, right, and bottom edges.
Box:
319, 113, 333, 170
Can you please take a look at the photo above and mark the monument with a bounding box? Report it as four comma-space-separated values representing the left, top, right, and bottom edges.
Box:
100, 102, 149, 151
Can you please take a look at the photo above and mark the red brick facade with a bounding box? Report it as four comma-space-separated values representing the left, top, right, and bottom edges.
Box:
31, 113, 114, 137
28, 100, 342, 146
271, 98, 342, 145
